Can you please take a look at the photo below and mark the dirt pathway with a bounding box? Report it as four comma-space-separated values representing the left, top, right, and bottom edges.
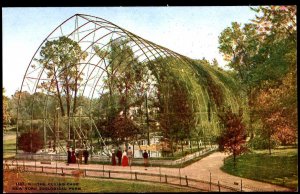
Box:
4, 151, 293, 192
179, 152, 292, 191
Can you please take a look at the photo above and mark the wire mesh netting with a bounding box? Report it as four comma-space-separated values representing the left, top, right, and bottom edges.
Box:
16, 14, 243, 154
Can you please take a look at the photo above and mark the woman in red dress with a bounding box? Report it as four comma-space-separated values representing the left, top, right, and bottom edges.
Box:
71, 150, 77, 163
121, 150, 128, 167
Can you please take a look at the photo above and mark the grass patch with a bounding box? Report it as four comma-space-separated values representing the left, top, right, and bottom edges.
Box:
221, 147, 298, 191
3, 133, 17, 158
4, 143, 17, 150
3, 153, 16, 159
15, 172, 197, 192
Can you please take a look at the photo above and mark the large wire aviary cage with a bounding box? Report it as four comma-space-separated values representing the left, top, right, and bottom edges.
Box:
16, 14, 241, 156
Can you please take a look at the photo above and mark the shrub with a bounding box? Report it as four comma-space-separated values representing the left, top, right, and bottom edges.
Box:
248, 135, 279, 150
17, 130, 44, 153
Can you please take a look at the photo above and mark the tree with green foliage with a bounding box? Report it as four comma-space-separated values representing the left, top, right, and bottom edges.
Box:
149, 57, 197, 155
159, 82, 195, 155
9, 91, 32, 121
218, 6, 297, 145
36, 36, 88, 117
251, 6, 297, 151
3, 88, 11, 127
218, 22, 259, 139
94, 38, 151, 146
212, 58, 219, 67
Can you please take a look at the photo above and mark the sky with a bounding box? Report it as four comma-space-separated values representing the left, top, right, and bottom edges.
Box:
3, 7, 258, 96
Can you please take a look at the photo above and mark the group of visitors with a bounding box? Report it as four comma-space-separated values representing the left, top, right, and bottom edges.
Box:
66, 145, 149, 169
67, 147, 89, 165
111, 147, 132, 167
111, 147, 149, 169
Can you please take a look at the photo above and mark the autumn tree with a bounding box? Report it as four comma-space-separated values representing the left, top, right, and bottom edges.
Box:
251, 6, 296, 43
251, 6, 297, 152
110, 115, 141, 146
254, 69, 297, 154
17, 130, 44, 153
217, 108, 247, 167
218, 6, 297, 143
36, 36, 88, 117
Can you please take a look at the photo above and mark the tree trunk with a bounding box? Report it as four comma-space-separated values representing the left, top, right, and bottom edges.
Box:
268, 132, 272, 155
124, 81, 128, 117
181, 141, 184, 156
233, 153, 236, 168
54, 67, 65, 116
171, 138, 174, 157
66, 78, 71, 117
248, 88, 254, 140
72, 66, 79, 114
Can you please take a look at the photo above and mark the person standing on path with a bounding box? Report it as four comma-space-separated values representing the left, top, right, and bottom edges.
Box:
78, 149, 83, 164
116, 147, 122, 166
111, 149, 117, 166
143, 150, 149, 170
67, 147, 71, 165
83, 148, 89, 164
127, 147, 133, 166
71, 149, 76, 163
122, 150, 129, 167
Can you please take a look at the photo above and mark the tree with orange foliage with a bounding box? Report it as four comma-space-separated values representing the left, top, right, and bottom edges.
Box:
254, 70, 297, 154
217, 108, 248, 167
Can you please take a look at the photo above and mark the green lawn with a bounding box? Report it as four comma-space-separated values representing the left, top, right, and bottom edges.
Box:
3, 133, 16, 159
221, 147, 298, 191
19, 173, 198, 192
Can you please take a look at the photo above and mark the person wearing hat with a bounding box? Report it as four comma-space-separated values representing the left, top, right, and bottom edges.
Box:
111, 149, 116, 166
83, 148, 89, 164
127, 146, 133, 166
116, 147, 122, 166
67, 147, 71, 165
142, 150, 149, 170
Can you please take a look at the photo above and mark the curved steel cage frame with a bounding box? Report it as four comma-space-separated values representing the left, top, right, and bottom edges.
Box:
16, 14, 241, 155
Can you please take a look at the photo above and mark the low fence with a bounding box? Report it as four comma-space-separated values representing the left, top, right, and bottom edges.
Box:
14, 146, 218, 166
4, 161, 241, 192
172, 145, 218, 165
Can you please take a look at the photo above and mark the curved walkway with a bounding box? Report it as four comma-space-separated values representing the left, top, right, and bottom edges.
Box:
4, 152, 293, 192
179, 151, 292, 192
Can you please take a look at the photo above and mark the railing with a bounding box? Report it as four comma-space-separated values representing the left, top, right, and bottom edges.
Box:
4, 161, 241, 192
172, 145, 218, 165
13, 146, 218, 166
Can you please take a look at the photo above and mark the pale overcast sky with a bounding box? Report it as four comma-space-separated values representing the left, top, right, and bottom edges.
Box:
3, 7, 257, 96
